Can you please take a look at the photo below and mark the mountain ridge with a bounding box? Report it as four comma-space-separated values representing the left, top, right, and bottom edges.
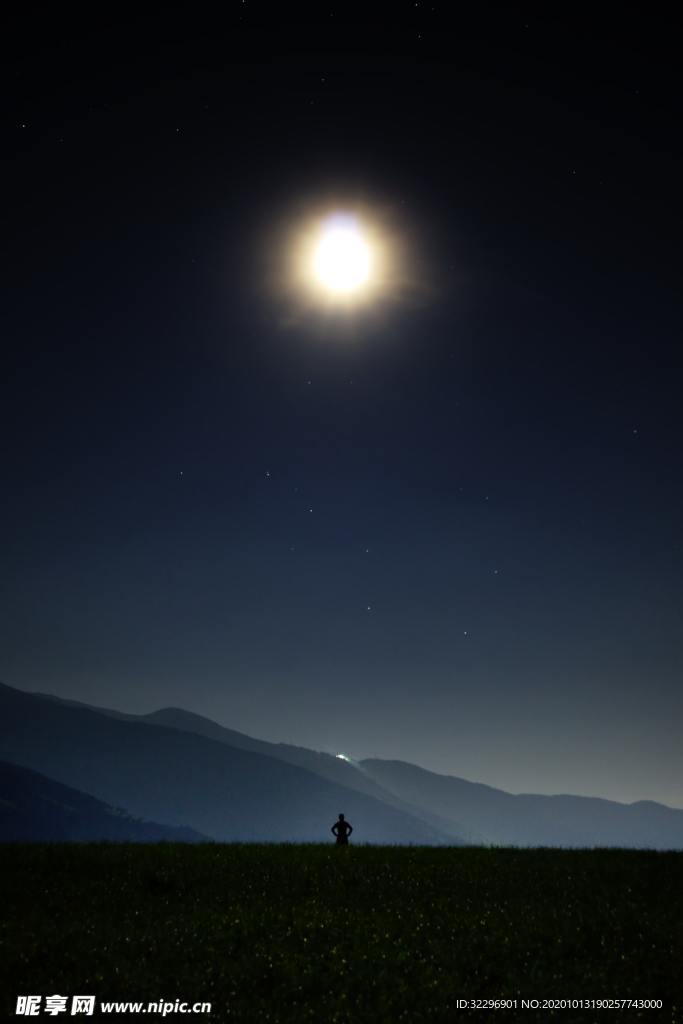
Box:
30, 689, 467, 841
0, 759, 208, 842
0, 682, 453, 844
359, 758, 683, 848
5, 681, 683, 847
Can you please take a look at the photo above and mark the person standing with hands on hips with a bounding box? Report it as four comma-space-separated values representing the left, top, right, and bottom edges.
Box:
331, 813, 353, 846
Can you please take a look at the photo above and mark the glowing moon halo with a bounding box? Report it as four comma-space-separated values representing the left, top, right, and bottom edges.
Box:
311, 214, 372, 295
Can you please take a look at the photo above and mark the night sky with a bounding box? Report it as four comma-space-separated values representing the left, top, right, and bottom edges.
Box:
3, 11, 682, 808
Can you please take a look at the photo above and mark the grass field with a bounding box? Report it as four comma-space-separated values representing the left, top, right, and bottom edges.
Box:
1, 844, 681, 1021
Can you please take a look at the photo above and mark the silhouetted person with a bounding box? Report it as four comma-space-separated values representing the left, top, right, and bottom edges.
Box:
331, 813, 353, 846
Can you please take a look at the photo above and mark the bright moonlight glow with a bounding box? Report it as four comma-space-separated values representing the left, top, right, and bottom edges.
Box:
312, 215, 371, 294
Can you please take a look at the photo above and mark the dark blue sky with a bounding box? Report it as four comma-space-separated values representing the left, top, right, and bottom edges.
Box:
3, 11, 682, 806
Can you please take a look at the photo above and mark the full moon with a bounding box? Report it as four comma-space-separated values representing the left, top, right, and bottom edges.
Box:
311, 214, 372, 295
274, 199, 409, 314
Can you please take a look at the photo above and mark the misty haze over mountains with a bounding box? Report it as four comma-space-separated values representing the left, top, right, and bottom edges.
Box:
1, 680, 682, 848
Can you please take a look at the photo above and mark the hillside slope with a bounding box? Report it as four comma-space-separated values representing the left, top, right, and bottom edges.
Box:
33, 692, 466, 841
361, 758, 683, 849
0, 683, 450, 844
0, 759, 206, 842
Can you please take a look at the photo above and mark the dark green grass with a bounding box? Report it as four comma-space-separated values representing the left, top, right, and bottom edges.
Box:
1, 844, 681, 1021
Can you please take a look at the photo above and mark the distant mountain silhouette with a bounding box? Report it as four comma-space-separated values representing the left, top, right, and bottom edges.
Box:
0, 759, 206, 842
7, 682, 683, 847
0, 683, 452, 844
32, 692, 466, 842
360, 759, 683, 849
